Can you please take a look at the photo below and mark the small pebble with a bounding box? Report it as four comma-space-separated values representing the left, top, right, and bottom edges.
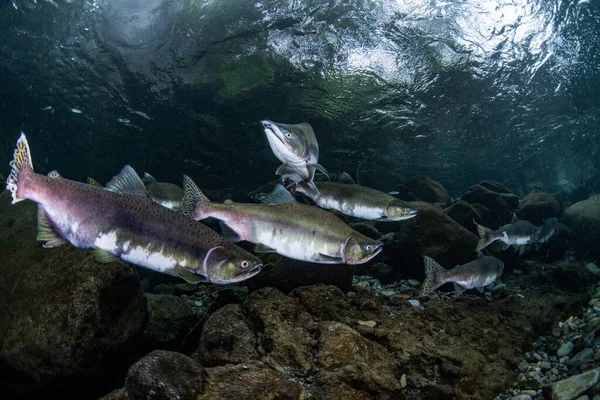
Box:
193, 300, 203, 307
406, 279, 420, 288
400, 374, 407, 388
518, 361, 529, 373
510, 395, 532, 400
556, 341, 574, 357
533, 353, 543, 361
358, 320, 377, 328
520, 390, 537, 396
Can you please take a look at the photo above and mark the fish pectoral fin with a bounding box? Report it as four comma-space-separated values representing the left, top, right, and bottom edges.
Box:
260, 184, 297, 204
453, 283, 467, 298
87, 177, 103, 187
37, 206, 67, 248
312, 163, 330, 179
518, 245, 528, 256
275, 164, 299, 178
177, 265, 208, 284
318, 253, 344, 263
219, 222, 242, 242
337, 172, 356, 184
254, 243, 277, 254
475, 286, 484, 293
477, 251, 485, 259
105, 165, 147, 196
93, 247, 120, 263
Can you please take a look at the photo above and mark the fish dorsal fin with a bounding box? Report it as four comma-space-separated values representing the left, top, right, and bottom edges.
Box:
87, 177, 103, 187
224, 199, 235, 204
180, 175, 210, 218
106, 165, 147, 196
477, 251, 485, 260
337, 172, 356, 184
511, 213, 519, 223
260, 184, 297, 204
47, 170, 62, 179
37, 206, 67, 248
143, 172, 157, 184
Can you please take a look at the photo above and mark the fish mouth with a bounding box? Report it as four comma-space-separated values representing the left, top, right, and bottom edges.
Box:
356, 243, 384, 264
261, 120, 293, 151
224, 263, 263, 284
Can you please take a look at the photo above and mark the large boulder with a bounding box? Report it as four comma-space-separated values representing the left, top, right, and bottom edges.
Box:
517, 190, 561, 226
144, 293, 201, 350
461, 181, 519, 227
563, 195, 600, 263
402, 177, 451, 206
444, 200, 493, 235
0, 191, 147, 398
124, 350, 205, 400
376, 201, 479, 282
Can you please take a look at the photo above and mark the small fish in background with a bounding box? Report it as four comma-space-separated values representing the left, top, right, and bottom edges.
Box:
474, 214, 558, 254
70, 108, 83, 114
87, 173, 185, 210
295, 172, 417, 221
6, 133, 262, 284
142, 173, 184, 211
261, 120, 329, 196
421, 253, 504, 298
182, 180, 383, 265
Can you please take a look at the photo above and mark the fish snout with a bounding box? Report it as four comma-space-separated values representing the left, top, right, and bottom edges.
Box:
261, 120, 274, 129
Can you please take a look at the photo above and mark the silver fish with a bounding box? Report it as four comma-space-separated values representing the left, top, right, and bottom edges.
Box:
421, 253, 504, 297
6, 133, 262, 284
474, 214, 557, 253
142, 172, 184, 210
261, 120, 328, 194
295, 172, 417, 221
182, 180, 383, 265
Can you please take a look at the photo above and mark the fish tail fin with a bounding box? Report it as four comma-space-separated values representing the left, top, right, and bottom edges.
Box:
6, 132, 34, 204
181, 175, 210, 219
421, 256, 446, 297
473, 219, 494, 251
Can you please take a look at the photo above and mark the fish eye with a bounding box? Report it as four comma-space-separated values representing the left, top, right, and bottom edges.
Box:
365, 245, 371, 251
240, 260, 249, 269
285, 132, 292, 138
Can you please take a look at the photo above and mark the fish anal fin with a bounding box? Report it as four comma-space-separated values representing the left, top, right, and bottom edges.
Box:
37, 206, 67, 247
337, 172, 356, 184
105, 165, 147, 196
143, 172, 157, 184
453, 283, 467, 298
518, 245, 528, 256
260, 184, 297, 204
93, 247, 120, 263
255, 243, 277, 254
219, 222, 242, 242
177, 265, 207, 284
475, 286, 484, 293
511, 213, 519, 223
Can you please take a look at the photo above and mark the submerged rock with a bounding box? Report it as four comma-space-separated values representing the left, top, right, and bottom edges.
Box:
517, 190, 561, 226
461, 181, 519, 227
402, 176, 451, 206
563, 195, 600, 264
377, 201, 478, 282
444, 199, 493, 234
548, 368, 600, 400
0, 191, 147, 398
125, 350, 205, 400
144, 293, 200, 349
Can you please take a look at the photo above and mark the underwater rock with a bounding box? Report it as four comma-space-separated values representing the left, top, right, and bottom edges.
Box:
245, 253, 356, 293
125, 350, 205, 400
144, 293, 201, 349
377, 201, 478, 282
547, 368, 600, 400
563, 195, 600, 264
0, 191, 147, 398
444, 199, 493, 234
199, 303, 259, 366
461, 182, 519, 226
517, 190, 561, 226
348, 221, 382, 240
402, 176, 451, 206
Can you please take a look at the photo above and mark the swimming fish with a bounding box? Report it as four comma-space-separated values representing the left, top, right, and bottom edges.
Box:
295, 172, 417, 221
261, 120, 329, 195
86, 173, 185, 211
421, 253, 504, 297
6, 133, 262, 284
474, 214, 557, 253
182, 180, 383, 265
142, 173, 184, 210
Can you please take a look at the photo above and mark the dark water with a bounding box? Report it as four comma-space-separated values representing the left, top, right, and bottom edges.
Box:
1, 0, 599, 196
